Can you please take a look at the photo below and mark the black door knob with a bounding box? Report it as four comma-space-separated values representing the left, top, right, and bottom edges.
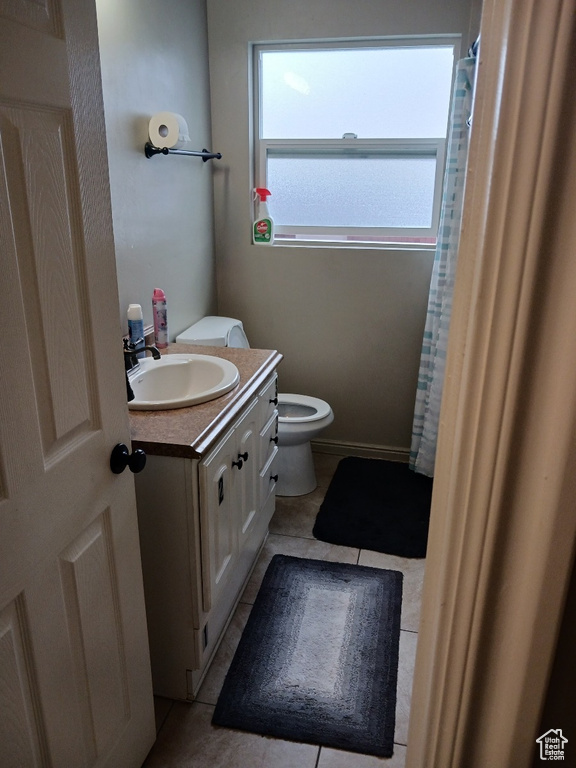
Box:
110, 443, 147, 474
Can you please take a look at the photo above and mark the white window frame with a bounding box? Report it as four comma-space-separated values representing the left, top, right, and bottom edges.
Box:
260, 138, 446, 241
253, 38, 458, 247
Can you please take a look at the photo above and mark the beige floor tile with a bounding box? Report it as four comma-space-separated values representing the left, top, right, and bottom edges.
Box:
270, 451, 340, 538
312, 451, 342, 489
195, 602, 251, 705
143, 701, 319, 768
358, 550, 425, 633
318, 744, 407, 768
395, 630, 418, 746
270, 493, 321, 538
240, 532, 359, 604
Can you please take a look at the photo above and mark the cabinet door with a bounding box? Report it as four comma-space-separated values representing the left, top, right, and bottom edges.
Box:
199, 429, 237, 613
258, 375, 279, 429
260, 412, 279, 478
260, 445, 280, 518
233, 401, 260, 548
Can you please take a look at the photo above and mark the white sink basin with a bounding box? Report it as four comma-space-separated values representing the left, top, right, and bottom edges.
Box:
128, 354, 240, 410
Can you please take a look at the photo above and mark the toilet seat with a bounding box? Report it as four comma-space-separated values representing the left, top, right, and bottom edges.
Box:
277, 394, 332, 423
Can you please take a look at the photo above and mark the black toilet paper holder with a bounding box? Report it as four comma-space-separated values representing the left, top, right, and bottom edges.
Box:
144, 142, 222, 162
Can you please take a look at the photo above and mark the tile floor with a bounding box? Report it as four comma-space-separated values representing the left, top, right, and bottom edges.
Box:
142, 453, 424, 768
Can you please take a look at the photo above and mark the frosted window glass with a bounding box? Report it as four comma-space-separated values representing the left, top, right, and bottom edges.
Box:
261, 46, 454, 140
267, 156, 436, 228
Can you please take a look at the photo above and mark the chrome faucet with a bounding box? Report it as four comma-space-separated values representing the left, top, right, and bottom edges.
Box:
123, 338, 161, 371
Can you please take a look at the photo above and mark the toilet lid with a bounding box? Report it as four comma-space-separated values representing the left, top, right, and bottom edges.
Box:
277, 394, 332, 423
175, 316, 249, 348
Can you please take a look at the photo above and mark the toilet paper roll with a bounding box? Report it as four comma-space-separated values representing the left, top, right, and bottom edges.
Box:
148, 112, 190, 149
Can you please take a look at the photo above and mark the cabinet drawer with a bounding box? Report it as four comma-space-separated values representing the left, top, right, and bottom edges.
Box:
259, 412, 278, 470
260, 445, 279, 504
258, 375, 278, 427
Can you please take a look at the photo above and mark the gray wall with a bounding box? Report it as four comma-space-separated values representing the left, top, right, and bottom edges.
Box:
206, 0, 480, 454
96, 0, 216, 339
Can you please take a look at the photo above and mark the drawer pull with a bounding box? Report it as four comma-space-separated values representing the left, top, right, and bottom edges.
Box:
238, 452, 249, 461
232, 458, 243, 470
269, 397, 278, 406
271, 474, 279, 482
270, 435, 278, 444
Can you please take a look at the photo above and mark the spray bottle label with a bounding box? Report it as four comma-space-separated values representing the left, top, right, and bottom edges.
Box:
254, 218, 273, 243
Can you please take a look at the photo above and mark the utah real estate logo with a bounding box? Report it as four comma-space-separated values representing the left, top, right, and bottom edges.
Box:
536, 729, 568, 761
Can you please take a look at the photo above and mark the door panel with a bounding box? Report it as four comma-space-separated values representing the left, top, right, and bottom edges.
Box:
0, 0, 60, 36
1, 104, 98, 457
0, 598, 49, 768
59, 510, 130, 759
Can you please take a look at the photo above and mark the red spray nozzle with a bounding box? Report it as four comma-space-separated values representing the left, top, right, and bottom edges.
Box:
255, 187, 271, 201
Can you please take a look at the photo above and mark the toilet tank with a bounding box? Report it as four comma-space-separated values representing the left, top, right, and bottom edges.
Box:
175, 316, 250, 348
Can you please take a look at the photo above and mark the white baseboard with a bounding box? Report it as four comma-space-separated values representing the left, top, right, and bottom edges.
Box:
311, 438, 410, 463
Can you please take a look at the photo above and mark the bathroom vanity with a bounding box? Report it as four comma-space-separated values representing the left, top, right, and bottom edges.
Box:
129, 343, 282, 700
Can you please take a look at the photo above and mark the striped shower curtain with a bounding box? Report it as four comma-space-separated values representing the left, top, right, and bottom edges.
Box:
409, 56, 476, 477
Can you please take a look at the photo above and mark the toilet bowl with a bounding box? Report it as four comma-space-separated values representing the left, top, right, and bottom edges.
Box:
276, 394, 334, 496
176, 317, 334, 496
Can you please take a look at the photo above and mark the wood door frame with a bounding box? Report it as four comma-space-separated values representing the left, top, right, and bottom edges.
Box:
407, 0, 576, 765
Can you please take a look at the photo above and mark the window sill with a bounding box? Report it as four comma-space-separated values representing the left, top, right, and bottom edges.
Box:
261, 239, 437, 252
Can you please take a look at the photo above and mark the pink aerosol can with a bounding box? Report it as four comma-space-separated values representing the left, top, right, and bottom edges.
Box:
152, 288, 168, 348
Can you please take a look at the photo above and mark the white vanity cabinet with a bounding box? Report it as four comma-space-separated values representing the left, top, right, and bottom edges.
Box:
134, 372, 279, 701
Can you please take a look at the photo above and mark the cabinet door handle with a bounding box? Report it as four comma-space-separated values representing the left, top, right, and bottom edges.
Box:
271, 474, 279, 483
238, 452, 249, 462
232, 458, 243, 470
270, 435, 278, 444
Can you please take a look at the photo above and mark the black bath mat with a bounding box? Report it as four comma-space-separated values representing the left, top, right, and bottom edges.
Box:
313, 457, 433, 558
212, 555, 403, 757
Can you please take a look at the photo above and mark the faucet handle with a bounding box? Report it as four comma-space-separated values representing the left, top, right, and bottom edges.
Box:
124, 337, 144, 351
123, 338, 162, 368
123, 338, 140, 371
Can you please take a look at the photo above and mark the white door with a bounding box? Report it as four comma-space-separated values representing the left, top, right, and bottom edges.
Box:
0, 1, 155, 766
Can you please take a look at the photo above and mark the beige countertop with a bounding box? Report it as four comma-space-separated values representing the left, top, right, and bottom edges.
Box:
128, 344, 283, 459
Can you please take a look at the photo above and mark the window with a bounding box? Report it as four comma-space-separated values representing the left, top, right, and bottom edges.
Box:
253, 40, 457, 246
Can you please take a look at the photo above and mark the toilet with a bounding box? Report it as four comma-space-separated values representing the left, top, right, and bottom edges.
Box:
176, 317, 333, 496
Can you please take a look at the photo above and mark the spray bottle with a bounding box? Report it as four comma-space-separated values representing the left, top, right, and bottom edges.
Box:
253, 188, 274, 245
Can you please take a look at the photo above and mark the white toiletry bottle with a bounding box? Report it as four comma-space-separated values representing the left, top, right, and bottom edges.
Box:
127, 304, 144, 358
152, 288, 168, 348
